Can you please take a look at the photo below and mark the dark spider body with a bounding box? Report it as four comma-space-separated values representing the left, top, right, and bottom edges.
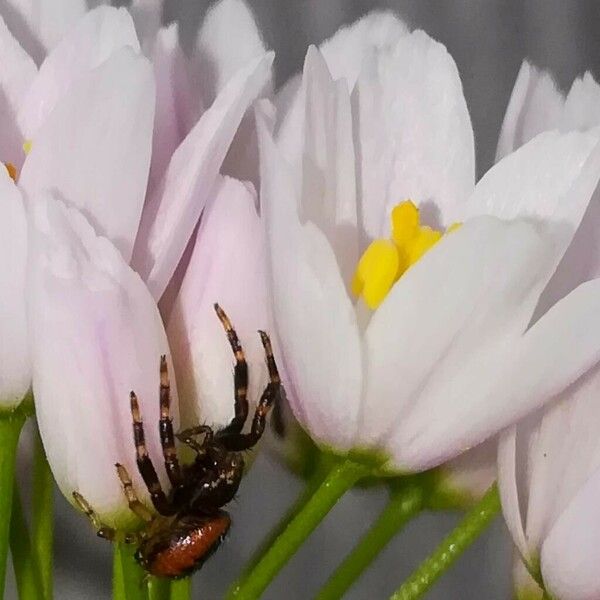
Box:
73, 304, 285, 578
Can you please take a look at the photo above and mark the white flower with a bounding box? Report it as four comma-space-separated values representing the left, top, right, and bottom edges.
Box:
498, 63, 600, 600
259, 12, 600, 476
9, 1, 273, 523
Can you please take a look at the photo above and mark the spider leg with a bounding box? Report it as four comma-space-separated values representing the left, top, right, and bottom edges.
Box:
214, 303, 249, 435
218, 331, 285, 451
129, 391, 175, 516
115, 463, 153, 522
158, 356, 183, 488
72, 491, 138, 544
176, 425, 213, 455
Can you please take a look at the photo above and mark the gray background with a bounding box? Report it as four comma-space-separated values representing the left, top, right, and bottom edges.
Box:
9, 1, 600, 599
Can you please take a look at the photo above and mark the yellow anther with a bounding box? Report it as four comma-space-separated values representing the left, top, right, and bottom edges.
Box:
352, 239, 400, 309
391, 200, 419, 246
446, 222, 462, 234
407, 226, 443, 265
22, 140, 32, 155
4, 162, 17, 182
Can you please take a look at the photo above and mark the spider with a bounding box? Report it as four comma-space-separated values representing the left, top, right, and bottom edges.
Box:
73, 303, 285, 578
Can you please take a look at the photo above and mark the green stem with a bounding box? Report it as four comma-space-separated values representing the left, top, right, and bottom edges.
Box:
10, 485, 44, 599
32, 428, 53, 599
113, 543, 146, 600
390, 483, 500, 600
169, 578, 191, 600
0, 409, 27, 598
147, 577, 170, 600
241, 455, 333, 579
227, 459, 371, 600
316, 480, 424, 600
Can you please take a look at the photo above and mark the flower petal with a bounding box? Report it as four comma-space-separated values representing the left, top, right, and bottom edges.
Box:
0, 14, 36, 164
28, 193, 177, 527
0, 168, 30, 406
496, 61, 564, 161
0, 0, 86, 63
541, 465, 600, 600
17, 6, 140, 139
129, 0, 162, 53
362, 216, 557, 470
19, 47, 155, 262
258, 109, 362, 451
352, 28, 475, 237
464, 129, 600, 270
148, 24, 195, 191
132, 52, 273, 300
167, 176, 268, 431
319, 11, 408, 91
194, 0, 267, 104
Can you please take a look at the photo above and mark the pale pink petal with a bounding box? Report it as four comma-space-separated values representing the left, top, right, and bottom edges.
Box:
0, 14, 36, 164
148, 24, 195, 192
496, 61, 564, 161
541, 466, 600, 600
167, 176, 268, 431
0, 0, 86, 63
362, 216, 557, 469
28, 193, 177, 527
193, 0, 267, 104
132, 52, 273, 300
0, 167, 30, 406
352, 28, 474, 237
18, 6, 140, 139
258, 110, 362, 450
20, 48, 155, 262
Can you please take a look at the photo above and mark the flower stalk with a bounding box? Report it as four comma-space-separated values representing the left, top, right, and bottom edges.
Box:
389, 483, 500, 600
227, 458, 372, 600
10, 485, 44, 599
316, 479, 425, 600
0, 402, 30, 598
113, 543, 146, 600
32, 428, 54, 598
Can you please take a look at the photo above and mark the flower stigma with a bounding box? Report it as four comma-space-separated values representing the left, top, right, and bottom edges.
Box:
352, 200, 460, 309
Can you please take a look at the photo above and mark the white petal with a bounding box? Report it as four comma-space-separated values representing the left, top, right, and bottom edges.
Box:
18, 6, 140, 139
496, 61, 564, 161
362, 216, 557, 469
20, 48, 155, 262
194, 0, 266, 104
439, 439, 497, 503
541, 466, 600, 600
132, 52, 273, 300
319, 11, 408, 91
513, 552, 544, 600
0, 168, 30, 406
258, 110, 362, 451
167, 176, 268, 431
29, 193, 177, 527
352, 28, 475, 237
294, 46, 359, 282
465, 129, 600, 269
0, 14, 36, 164
0, 0, 86, 63
562, 72, 600, 131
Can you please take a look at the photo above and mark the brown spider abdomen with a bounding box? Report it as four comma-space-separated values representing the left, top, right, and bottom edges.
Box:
142, 512, 231, 578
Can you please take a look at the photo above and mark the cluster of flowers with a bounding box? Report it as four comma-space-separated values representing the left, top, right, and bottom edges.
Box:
2, 0, 600, 597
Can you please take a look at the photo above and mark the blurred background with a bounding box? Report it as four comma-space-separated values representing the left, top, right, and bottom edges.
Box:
8, 1, 600, 598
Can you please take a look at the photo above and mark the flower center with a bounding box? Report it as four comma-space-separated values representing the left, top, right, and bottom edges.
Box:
352, 200, 459, 309
4, 162, 17, 182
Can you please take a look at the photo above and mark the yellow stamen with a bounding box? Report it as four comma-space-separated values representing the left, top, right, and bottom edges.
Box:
22, 140, 32, 155
352, 200, 459, 309
4, 163, 17, 182
352, 239, 400, 310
